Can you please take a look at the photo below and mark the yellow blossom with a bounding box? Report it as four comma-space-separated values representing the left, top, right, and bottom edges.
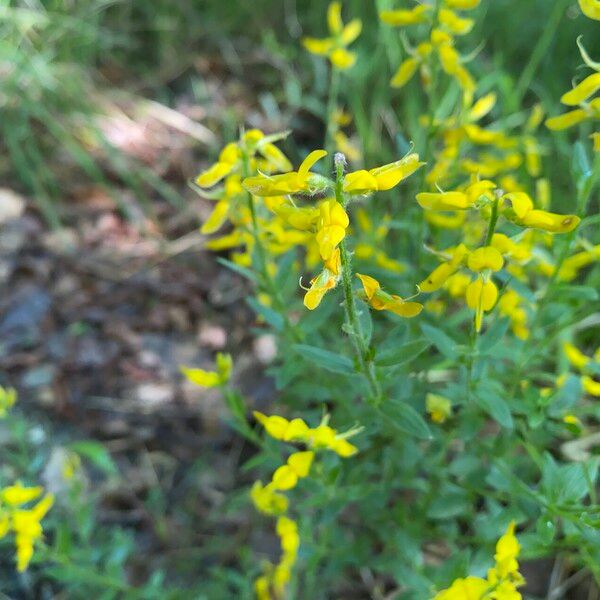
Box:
582, 376, 600, 396
251, 481, 288, 516
343, 154, 424, 194
426, 393, 452, 423
466, 277, 498, 332
563, 342, 589, 370
579, 0, 600, 20
11, 492, 54, 571
315, 200, 349, 260
243, 150, 329, 197
271, 451, 315, 491
444, 0, 480, 8
303, 2, 362, 69
380, 5, 431, 27
180, 352, 233, 388
561, 72, 600, 106
467, 246, 504, 272
304, 249, 341, 310
419, 244, 469, 292
502, 192, 580, 233
439, 8, 474, 35
356, 273, 423, 318
546, 98, 600, 130
1, 484, 43, 507
0, 386, 17, 418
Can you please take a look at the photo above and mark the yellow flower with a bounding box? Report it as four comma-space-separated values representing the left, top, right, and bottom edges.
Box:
433, 576, 490, 599
304, 249, 341, 310
0, 386, 17, 418
253, 411, 360, 457
444, 0, 480, 9
435, 522, 524, 599
315, 200, 349, 260
11, 493, 54, 572
563, 342, 589, 371
563, 414, 582, 426
180, 352, 232, 388
243, 150, 328, 197
492, 522, 522, 582
1, 484, 43, 507
426, 393, 452, 423
561, 72, 600, 106
466, 277, 498, 332
380, 5, 431, 27
254, 574, 271, 600
195, 130, 292, 189
579, 0, 600, 20
582, 376, 600, 397
467, 246, 504, 272
196, 142, 240, 188
546, 98, 600, 131
502, 192, 580, 233
438, 8, 474, 35
356, 273, 423, 318
343, 154, 424, 194
419, 244, 470, 292
271, 451, 315, 491
250, 481, 288, 516
303, 2, 362, 70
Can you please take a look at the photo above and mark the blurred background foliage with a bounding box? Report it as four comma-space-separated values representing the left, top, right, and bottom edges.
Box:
1, 0, 598, 224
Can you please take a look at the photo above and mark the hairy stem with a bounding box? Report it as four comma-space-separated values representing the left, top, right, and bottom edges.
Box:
334, 155, 382, 402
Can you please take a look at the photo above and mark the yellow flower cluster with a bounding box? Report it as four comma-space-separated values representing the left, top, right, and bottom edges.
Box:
180, 352, 232, 388
381, 0, 479, 98
302, 1, 362, 70
195, 129, 309, 268
251, 411, 360, 599
242, 149, 423, 311
417, 181, 579, 332
433, 522, 524, 599
0, 483, 54, 572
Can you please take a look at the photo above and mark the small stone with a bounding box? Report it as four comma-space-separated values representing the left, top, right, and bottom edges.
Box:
253, 335, 277, 364
0, 188, 25, 224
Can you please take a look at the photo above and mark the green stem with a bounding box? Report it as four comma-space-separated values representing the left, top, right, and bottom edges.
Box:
241, 150, 301, 342
467, 196, 500, 399
484, 196, 500, 247
334, 156, 382, 402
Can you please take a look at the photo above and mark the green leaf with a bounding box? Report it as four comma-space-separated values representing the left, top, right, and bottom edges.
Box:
247, 297, 284, 331
375, 339, 431, 367
420, 323, 456, 358
478, 318, 509, 353
475, 381, 513, 429
552, 285, 599, 302
216, 257, 258, 283
548, 374, 582, 416
68, 440, 118, 476
378, 400, 432, 440
293, 344, 355, 375
427, 485, 470, 519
